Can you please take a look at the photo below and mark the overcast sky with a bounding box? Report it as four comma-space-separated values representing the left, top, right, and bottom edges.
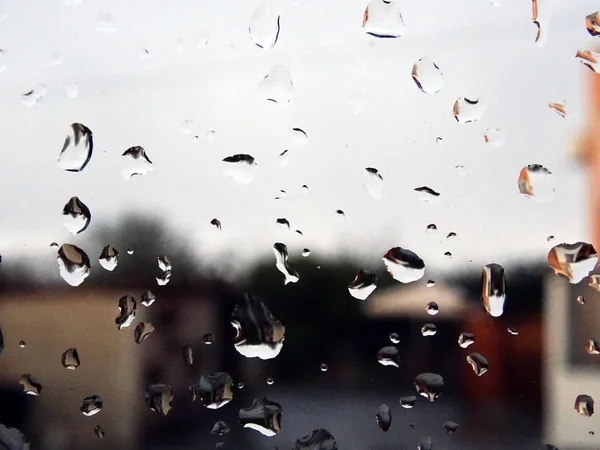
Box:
0, 0, 596, 280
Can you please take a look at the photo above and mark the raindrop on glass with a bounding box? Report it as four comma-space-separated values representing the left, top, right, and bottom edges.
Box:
348, 269, 377, 300
222, 154, 256, 184
444, 251, 453, 259
389, 333, 400, 344
363, 168, 384, 199
292, 429, 337, 450
362, 0, 405, 38
507, 327, 519, 335
302, 248, 311, 257
126, 249, 134, 255
548, 242, 598, 284
156, 254, 172, 286
586, 339, 600, 355
436, 137, 444, 145
21, 84, 47, 107
258, 66, 293, 103
458, 332, 475, 348
414, 186, 440, 202
211, 218, 222, 230
134, 322, 155, 344
576, 50, 600, 73
65, 83, 78, 99
80, 395, 103, 416
93, 425, 105, 439
122, 146, 153, 179
481, 263, 506, 317
291, 128, 308, 145
266, 377, 274, 386
335, 210, 345, 220
19, 374, 42, 396
249, 4, 280, 49
548, 102, 567, 118
376, 346, 400, 367
96, 13, 116, 34
320, 363, 328, 372
421, 323, 437, 337
211, 421, 230, 436
443, 421, 459, 433
115, 295, 136, 330
62, 197, 91, 235
182, 344, 194, 364
518, 164, 555, 201
203, 333, 215, 345
453, 97, 486, 123
400, 395, 416, 408
58, 123, 93, 172
376, 404, 391, 432
483, 127, 504, 147
273, 243, 299, 285
239, 398, 283, 436
383, 247, 425, 283
145, 384, 173, 416
575, 394, 594, 417
425, 302, 439, 315
412, 58, 444, 94
99, 245, 118, 271
415, 373, 444, 402
577, 295, 586, 305
141, 290, 155, 307
61, 348, 80, 369
586, 12, 600, 36
466, 353, 489, 376
190, 372, 233, 409
446, 232, 457, 240
57, 244, 90, 287
276, 218, 291, 231
19, 341, 25, 348
589, 275, 600, 291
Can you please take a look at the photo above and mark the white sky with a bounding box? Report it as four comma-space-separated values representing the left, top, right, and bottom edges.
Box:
0, 0, 596, 279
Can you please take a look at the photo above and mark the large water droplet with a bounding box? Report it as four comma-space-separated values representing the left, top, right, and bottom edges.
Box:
19, 374, 42, 396
483, 127, 504, 147
231, 293, 285, 359
320, 363, 328, 372
0, 424, 29, 449
98, 245, 118, 271
122, 146, 153, 179
453, 97, 486, 123
156, 254, 172, 286
548, 242, 598, 284
302, 248, 311, 257
211, 421, 230, 436
518, 164, 555, 201
293, 429, 337, 450
249, 4, 280, 49
141, 290, 155, 307
377, 346, 400, 367
222, 154, 256, 184
586, 12, 600, 36
389, 333, 400, 344
362, 0, 406, 38
58, 123, 93, 172
421, 323, 437, 337
414, 373, 444, 402
443, 421, 459, 433
575, 394, 594, 417
376, 404, 392, 431
145, 384, 173, 416
93, 425, 105, 439
363, 168, 384, 199
458, 332, 475, 348
191, 372, 234, 409
239, 398, 283, 436
134, 322, 155, 344
411, 58, 444, 94
576, 50, 600, 73
80, 395, 103, 416
62, 197, 91, 235
21, 84, 47, 107
273, 243, 299, 285
400, 395, 416, 408
57, 244, 90, 287
96, 13, 116, 34
466, 352, 489, 376
507, 327, 519, 336
115, 295, 136, 330
61, 348, 80, 369
383, 247, 425, 283
258, 66, 293, 103
481, 263, 506, 317
348, 269, 377, 300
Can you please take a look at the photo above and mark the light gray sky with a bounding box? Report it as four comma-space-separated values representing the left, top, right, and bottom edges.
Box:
0, 0, 595, 279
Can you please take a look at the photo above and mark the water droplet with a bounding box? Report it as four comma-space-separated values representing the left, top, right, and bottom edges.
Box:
156, 254, 172, 286
446, 232, 457, 240
80, 395, 103, 416
576, 50, 600, 73
443, 251, 453, 259
138, 47, 150, 59
586, 12, 600, 36
586, 339, 600, 355
348, 269, 377, 300
455, 165, 466, 176
141, 290, 155, 307
443, 421, 459, 433
0, 424, 29, 449
239, 398, 282, 436
453, 97, 486, 123
122, 146, 154, 179
178, 118, 194, 135
548, 102, 567, 118
575, 394, 594, 417
266, 376, 275, 385
191, 372, 233, 409
134, 322, 155, 344
222, 154, 256, 184
458, 332, 475, 348
302, 248, 311, 257
320, 363, 328, 372
293, 429, 337, 450
362, 167, 384, 199
481, 263, 506, 317
421, 323, 437, 337
62, 197, 91, 235
426, 279, 435, 287
376, 404, 392, 432
425, 302, 439, 315
211, 218, 222, 230
376, 346, 400, 367
61, 348, 80, 369
577, 295, 586, 305
362, 0, 406, 38
182, 345, 194, 364
389, 333, 400, 344
19, 341, 25, 348
249, 4, 280, 49
400, 395, 416, 408
58, 123, 93, 172
93, 425, 105, 439
211, 421, 230, 436
548, 242, 598, 283
145, 384, 173, 416
466, 352, 489, 376
237, 382, 245, 389
273, 243, 299, 285
414, 186, 440, 202
291, 128, 308, 145
335, 210, 345, 220
57, 244, 91, 286
203, 333, 215, 345
19, 374, 42, 396
98, 245, 118, 271
96, 13, 116, 34
126, 248, 134, 255
301, 184, 309, 193
383, 247, 425, 283
21, 83, 47, 107
518, 164, 556, 201
426, 224, 437, 233
483, 127, 504, 147
507, 327, 519, 335
276, 218, 291, 231
412, 58, 444, 94
414, 373, 444, 402
436, 137, 444, 145
258, 66, 293, 103
115, 295, 136, 330
418, 436, 434, 450
231, 293, 285, 359
65, 83, 78, 99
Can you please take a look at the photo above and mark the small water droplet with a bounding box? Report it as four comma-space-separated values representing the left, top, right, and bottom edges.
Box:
483, 127, 504, 147
239, 398, 282, 436
293, 429, 337, 450
443, 421, 459, 433
586, 339, 600, 354
414, 186, 440, 203
62, 197, 91, 235
222, 154, 256, 184
115, 295, 136, 330
134, 322, 154, 344
348, 269, 377, 300
547, 235, 555, 242
453, 97, 486, 123
96, 13, 116, 34
237, 382, 245, 389
178, 118, 194, 135
182, 345, 194, 364
412, 58, 444, 94
141, 290, 155, 307
425, 302, 439, 315
258, 66, 293, 103
436, 137, 444, 145
61, 348, 80, 369
363, 168, 384, 199
266, 377, 275, 385
156, 254, 172, 286
548, 102, 567, 118
273, 243, 299, 285
320, 363, 328, 372
21, 83, 47, 107
57, 244, 91, 286
301, 184, 309, 193
414, 373, 444, 402
249, 4, 280, 49
302, 248, 311, 257
80, 395, 103, 416
575, 394, 594, 417
548, 242, 598, 283
458, 332, 475, 348
93, 425, 105, 439
58, 123, 93, 172
576, 50, 600, 73
389, 333, 400, 344
400, 395, 416, 408
202, 333, 215, 345
589, 274, 600, 291
481, 263, 506, 317
446, 232, 457, 240
19, 341, 25, 348
426, 224, 437, 233
190, 373, 233, 409
211, 218, 222, 230
335, 210, 345, 220
377, 346, 400, 367
126, 248, 134, 255
211, 421, 230, 436
231, 293, 285, 359
418, 436, 434, 450
518, 164, 555, 201
383, 247, 425, 283
455, 165, 466, 176
98, 245, 118, 271
145, 384, 173, 416
507, 327, 519, 335
586, 12, 600, 36
421, 323, 437, 336
376, 404, 392, 431
19, 374, 42, 396
362, 0, 406, 38
426, 280, 435, 287
466, 352, 489, 376
444, 251, 453, 259
122, 146, 154, 179
197, 33, 209, 50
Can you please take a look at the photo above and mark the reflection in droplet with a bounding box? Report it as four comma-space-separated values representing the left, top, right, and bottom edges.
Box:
446, 232, 457, 240
292, 429, 337, 450
99, 245, 118, 271
363, 168, 384, 199
58, 123, 93, 172
302, 248, 311, 257
222, 154, 256, 184
273, 243, 299, 285
383, 247, 425, 283
548, 102, 567, 118
191, 372, 233, 409
444, 421, 459, 433
507, 327, 519, 336
81, 395, 103, 416
482, 263, 506, 317
575, 394, 594, 417
414, 373, 444, 402
141, 290, 155, 307
425, 302, 439, 315
577, 295, 586, 305
93, 425, 105, 439
362, 0, 406, 38
389, 333, 400, 344
249, 4, 280, 49
458, 332, 475, 348
276, 218, 291, 230
115, 295, 136, 330
239, 398, 283, 436
376, 404, 392, 432
127, 249, 134, 255
400, 395, 417, 408
57, 244, 91, 287
182, 345, 194, 364
586, 339, 600, 355
62, 197, 91, 235
421, 323, 437, 337
21, 84, 47, 107
258, 66, 293, 103
483, 127, 504, 147
436, 137, 444, 145
231, 293, 285, 360
302, 184, 309, 193
122, 146, 153, 179
377, 346, 400, 367
19, 341, 25, 348
19, 374, 42, 396
467, 353, 489, 376
444, 251, 453, 259
211, 421, 230, 436
61, 348, 80, 369
576, 50, 600, 73
145, 384, 173, 416
134, 322, 155, 344
412, 58, 444, 94
453, 98, 486, 123
279, 149, 291, 166
156, 254, 172, 286
548, 242, 598, 284
586, 12, 600, 36
211, 218, 222, 230
348, 269, 377, 300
